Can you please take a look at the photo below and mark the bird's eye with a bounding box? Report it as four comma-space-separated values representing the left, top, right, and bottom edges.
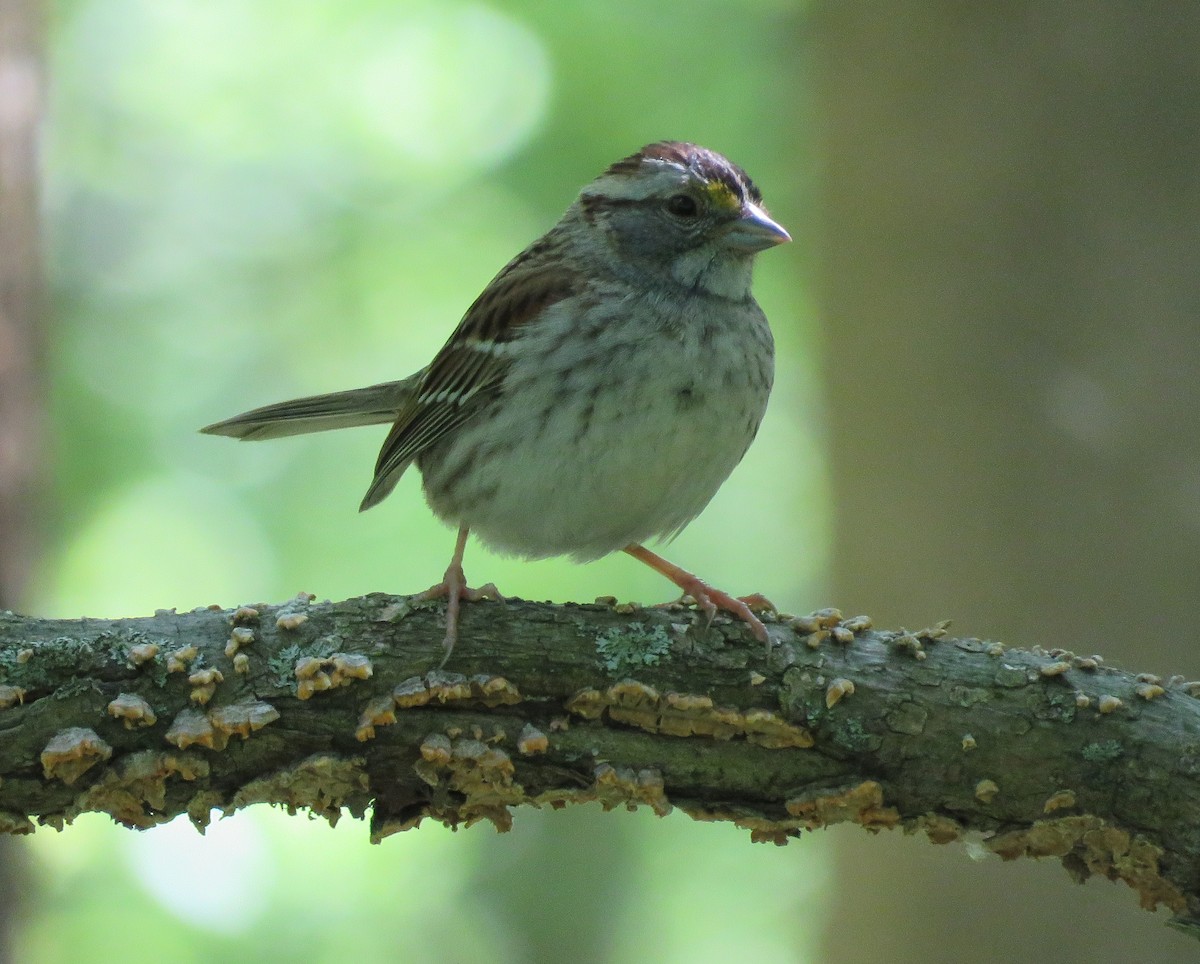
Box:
664, 193, 699, 218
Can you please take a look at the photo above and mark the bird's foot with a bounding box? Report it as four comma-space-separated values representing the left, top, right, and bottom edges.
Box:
623, 544, 774, 651
671, 580, 773, 649
414, 567, 504, 667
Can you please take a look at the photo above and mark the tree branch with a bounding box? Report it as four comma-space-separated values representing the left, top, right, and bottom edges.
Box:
1, 594, 1197, 935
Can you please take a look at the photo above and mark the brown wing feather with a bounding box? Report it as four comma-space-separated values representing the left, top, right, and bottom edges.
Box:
359, 254, 578, 511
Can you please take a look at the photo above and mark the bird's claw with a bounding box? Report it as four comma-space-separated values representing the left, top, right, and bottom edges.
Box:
414, 570, 505, 668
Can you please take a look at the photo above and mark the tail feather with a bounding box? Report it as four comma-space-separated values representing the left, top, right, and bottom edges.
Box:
200, 378, 416, 441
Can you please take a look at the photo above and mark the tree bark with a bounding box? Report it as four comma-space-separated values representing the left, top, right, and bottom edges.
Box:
1, 594, 1198, 936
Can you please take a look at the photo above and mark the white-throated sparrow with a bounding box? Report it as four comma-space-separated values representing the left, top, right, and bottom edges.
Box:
203, 141, 789, 660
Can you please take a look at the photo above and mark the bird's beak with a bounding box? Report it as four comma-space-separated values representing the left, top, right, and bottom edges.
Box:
723, 202, 791, 252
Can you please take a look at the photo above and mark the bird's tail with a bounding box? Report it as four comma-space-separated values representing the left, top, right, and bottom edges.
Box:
200, 377, 417, 440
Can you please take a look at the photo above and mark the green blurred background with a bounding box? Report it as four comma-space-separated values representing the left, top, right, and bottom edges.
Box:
4, 1, 1200, 962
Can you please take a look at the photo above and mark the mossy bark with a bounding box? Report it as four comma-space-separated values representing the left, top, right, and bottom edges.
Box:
1, 595, 1198, 935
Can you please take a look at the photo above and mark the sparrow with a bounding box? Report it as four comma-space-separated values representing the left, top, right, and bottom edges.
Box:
203, 141, 790, 661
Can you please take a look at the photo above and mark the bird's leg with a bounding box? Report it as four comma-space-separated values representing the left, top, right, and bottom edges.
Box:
623, 543, 774, 651
412, 525, 503, 666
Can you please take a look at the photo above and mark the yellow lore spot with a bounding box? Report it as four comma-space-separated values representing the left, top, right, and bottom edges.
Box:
702, 180, 740, 212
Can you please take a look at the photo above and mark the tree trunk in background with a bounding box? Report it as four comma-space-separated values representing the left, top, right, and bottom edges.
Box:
812, 4, 1200, 961
0, 1, 44, 959
0, 1, 43, 599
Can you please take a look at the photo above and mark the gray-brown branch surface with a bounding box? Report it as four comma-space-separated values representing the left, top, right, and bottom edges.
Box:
1, 593, 1198, 934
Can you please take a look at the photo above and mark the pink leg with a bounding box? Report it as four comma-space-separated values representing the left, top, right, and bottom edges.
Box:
623, 544, 774, 651
413, 525, 503, 665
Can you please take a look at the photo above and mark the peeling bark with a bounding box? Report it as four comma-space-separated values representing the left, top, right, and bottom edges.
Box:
1, 595, 1198, 936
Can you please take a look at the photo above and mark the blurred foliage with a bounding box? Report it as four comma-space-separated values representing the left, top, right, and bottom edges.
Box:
28, 0, 826, 960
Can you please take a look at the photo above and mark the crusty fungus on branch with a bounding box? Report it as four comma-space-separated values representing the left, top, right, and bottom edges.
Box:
1, 594, 1199, 936
41, 728, 112, 785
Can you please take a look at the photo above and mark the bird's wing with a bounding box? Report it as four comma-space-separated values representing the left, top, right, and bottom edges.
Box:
359, 258, 578, 510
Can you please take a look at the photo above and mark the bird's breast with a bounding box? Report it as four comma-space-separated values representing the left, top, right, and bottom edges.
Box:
419, 291, 774, 561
